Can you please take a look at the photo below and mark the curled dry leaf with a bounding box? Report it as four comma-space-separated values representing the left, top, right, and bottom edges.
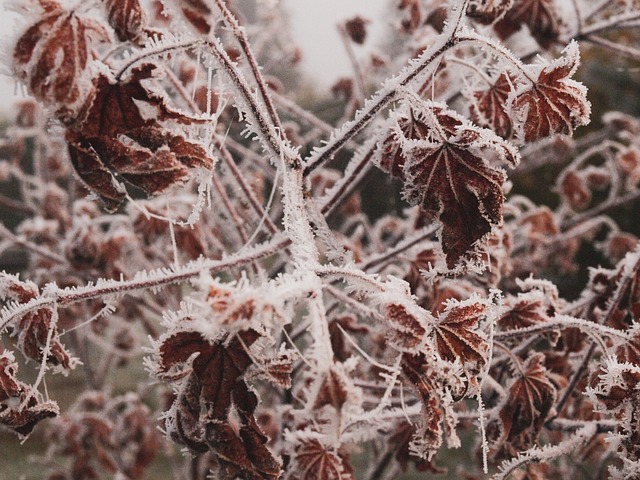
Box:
0, 349, 59, 439
13, 2, 110, 120
155, 328, 282, 479
66, 64, 213, 211
494, 0, 563, 49
104, 0, 148, 43
470, 72, 515, 139
509, 42, 591, 142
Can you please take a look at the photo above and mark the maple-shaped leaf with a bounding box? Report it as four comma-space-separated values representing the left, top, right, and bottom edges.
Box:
431, 297, 487, 370
374, 109, 431, 178
469, 72, 516, 139
509, 42, 591, 142
390, 102, 518, 268
494, 0, 563, 49
498, 353, 557, 442
67, 64, 213, 211
13, 2, 110, 120
104, 0, 148, 43
498, 291, 551, 330
289, 439, 354, 480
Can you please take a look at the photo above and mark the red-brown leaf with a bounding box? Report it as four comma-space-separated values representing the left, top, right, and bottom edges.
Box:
494, 0, 563, 49
470, 73, 515, 139
498, 353, 557, 442
498, 292, 550, 330
510, 42, 590, 142
13, 3, 108, 118
468, 0, 514, 24
431, 299, 487, 369
104, 0, 147, 43
289, 439, 354, 480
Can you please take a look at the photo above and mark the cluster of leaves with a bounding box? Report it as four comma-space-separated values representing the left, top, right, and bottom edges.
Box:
1, 0, 640, 479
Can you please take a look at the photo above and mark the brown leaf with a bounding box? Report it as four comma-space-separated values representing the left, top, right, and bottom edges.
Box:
344, 17, 369, 44
498, 353, 557, 442
156, 329, 282, 478
0, 350, 59, 438
314, 367, 350, 411
431, 299, 487, 369
67, 64, 212, 210
386, 302, 427, 351
498, 292, 550, 330
470, 72, 515, 139
467, 0, 514, 24
13, 3, 109, 119
289, 439, 354, 480
377, 103, 517, 267
510, 42, 590, 142
180, 0, 213, 34
494, 0, 563, 49
104, 0, 147, 43
559, 170, 591, 210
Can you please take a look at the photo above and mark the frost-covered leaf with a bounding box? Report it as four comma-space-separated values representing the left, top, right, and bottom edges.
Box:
498, 353, 557, 442
66, 64, 212, 210
468, 0, 514, 24
498, 291, 551, 330
0, 350, 59, 439
104, 0, 148, 43
494, 0, 563, 48
383, 102, 518, 268
288, 439, 354, 480
431, 297, 487, 370
13, 2, 110, 119
509, 42, 590, 142
470, 72, 516, 139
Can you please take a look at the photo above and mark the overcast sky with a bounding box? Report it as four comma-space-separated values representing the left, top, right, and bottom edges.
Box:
0, 0, 388, 115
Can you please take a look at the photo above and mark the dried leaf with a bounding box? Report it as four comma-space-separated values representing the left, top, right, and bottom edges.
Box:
510, 42, 590, 142
470, 72, 515, 139
289, 439, 354, 480
498, 292, 550, 330
104, 0, 147, 42
13, 3, 109, 119
431, 298, 487, 370
0, 350, 59, 439
156, 329, 282, 479
399, 103, 517, 267
468, 0, 514, 24
67, 64, 212, 210
498, 353, 557, 442
494, 0, 563, 48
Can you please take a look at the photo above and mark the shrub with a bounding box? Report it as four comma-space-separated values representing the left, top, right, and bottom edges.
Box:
2, 0, 640, 478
